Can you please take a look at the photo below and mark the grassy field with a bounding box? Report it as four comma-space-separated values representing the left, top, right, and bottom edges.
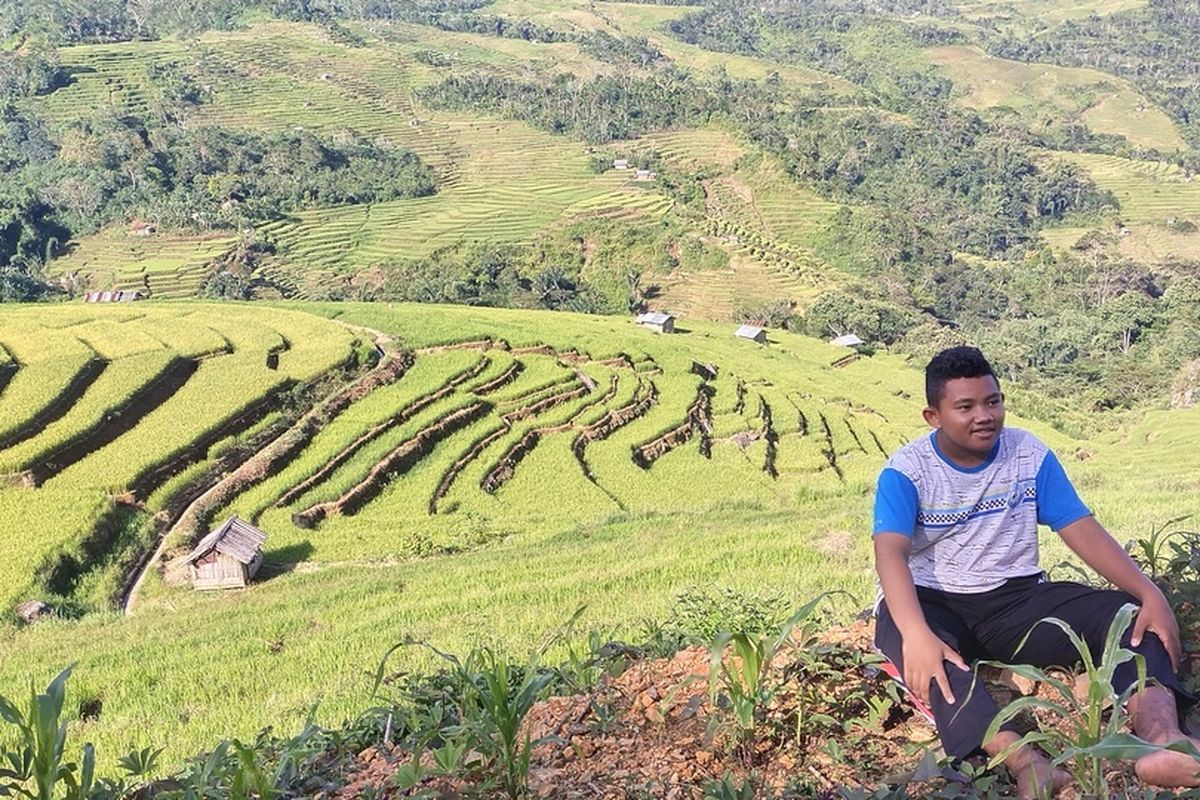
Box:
952, 0, 1147, 27
925, 45, 1186, 151
1, 301, 1197, 772
1041, 152, 1200, 259
486, 0, 856, 90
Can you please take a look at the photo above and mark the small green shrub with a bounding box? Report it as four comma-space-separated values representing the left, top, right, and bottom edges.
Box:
670, 585, 791, 645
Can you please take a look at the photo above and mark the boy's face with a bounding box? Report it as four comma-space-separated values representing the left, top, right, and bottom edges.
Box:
923, 375, 1005, 462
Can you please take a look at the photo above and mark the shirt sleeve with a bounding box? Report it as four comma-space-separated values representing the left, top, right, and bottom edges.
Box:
1036, 451, 1091, 531
873, 467, 918, 537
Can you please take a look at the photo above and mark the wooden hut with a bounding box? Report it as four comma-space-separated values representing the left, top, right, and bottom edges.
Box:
186, 516, 267, 590
613, 158, 630, 170
636, 311, 675, 333
735, 324, 767, 344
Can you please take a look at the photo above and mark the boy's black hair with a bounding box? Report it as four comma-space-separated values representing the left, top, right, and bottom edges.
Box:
925, 346, 998, 407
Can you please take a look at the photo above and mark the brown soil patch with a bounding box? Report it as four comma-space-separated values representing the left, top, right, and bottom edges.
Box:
335, 622, 939, 799
329, 617, 1186, 799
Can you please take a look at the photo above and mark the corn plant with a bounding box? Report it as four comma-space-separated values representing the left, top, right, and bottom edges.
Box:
544, 605, 607, 693
981, 603, 1200, 796
703, 772, 758, 800
1126, 515, 1196, 580
0, 666, 90, 800
376, 638, 558, 800
707, 594, 827, 761
462, 648, 556, 800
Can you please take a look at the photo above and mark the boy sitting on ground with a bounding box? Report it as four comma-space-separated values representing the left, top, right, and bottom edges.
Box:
873, 346, 1200, 798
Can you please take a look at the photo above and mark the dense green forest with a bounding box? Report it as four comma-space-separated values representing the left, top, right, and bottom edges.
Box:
1, 0, 1197, 413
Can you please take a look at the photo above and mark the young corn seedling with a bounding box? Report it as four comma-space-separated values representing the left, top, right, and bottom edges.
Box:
0, 665, 103, 800
462, 647, 557, 800
707, 594, 827, 763
376, 637, 558, 800
1126, 515, 1196, 580
981, 603, 1200, 797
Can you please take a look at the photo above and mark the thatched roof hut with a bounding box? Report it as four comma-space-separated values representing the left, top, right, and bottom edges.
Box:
186, 516, 266, 590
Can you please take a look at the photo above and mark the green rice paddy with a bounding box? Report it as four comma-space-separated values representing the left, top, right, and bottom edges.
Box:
1, 301, 1197, 772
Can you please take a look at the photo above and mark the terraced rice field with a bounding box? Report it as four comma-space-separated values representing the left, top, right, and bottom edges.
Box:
40, 23, 682, 297
482, 0, 856, 90
0, 300, 930, 766
925, 45, 1185, 151
732, 156, 843, 249
655, 246, 824, 320
651, 152, 839, 319
52, 232, 236, 298
0, 304, 358, 611
190, 304, 908, 564
2, 300, 1197, 770
36, 20, 849, 307
631, 127, 748, 171
258, 116, 674, 292
1038, 152, 1200, 259
1, 301, 927, 611
1061, 153, 1200, 226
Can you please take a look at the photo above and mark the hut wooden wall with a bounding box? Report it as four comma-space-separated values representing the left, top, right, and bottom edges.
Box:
190, 552, 249, 590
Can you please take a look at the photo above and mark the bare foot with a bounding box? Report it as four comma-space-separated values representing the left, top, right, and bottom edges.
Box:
1135, 739, 1200, 788
1014, 760, 1071, 800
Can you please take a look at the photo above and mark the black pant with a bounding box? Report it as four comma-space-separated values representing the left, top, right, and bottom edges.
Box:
874, 574, 1188, 758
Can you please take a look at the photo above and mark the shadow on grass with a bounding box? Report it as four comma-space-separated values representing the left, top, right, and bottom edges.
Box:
257, 541, 316, 579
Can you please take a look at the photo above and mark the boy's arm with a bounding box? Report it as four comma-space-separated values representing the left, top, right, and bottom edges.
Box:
1057, 515, 1181, 669
875, 532, 970, 705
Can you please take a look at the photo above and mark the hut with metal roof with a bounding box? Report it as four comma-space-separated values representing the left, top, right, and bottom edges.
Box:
830, 333, 864, 348
84, 290, 144, 303
636, 311, 675, 334
186, 516, 267, 590
735, 324, 767, 344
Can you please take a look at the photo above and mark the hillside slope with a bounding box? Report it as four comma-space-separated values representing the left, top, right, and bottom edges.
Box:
2, 301, 1197, 770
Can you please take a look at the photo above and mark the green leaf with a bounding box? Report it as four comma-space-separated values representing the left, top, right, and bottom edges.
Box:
1053, 732, 1188, 762
982, 695, 1074, 747
977, 659, 1072, 701
0, 697, 24, 728
1015, 616, 1095, 675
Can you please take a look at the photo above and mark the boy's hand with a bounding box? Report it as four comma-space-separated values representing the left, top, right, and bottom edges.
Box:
904, 628, 970, 706
1132, 588, 1182, 671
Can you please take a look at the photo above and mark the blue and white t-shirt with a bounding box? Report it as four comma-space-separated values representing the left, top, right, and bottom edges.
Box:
873, 427, 1091, 593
